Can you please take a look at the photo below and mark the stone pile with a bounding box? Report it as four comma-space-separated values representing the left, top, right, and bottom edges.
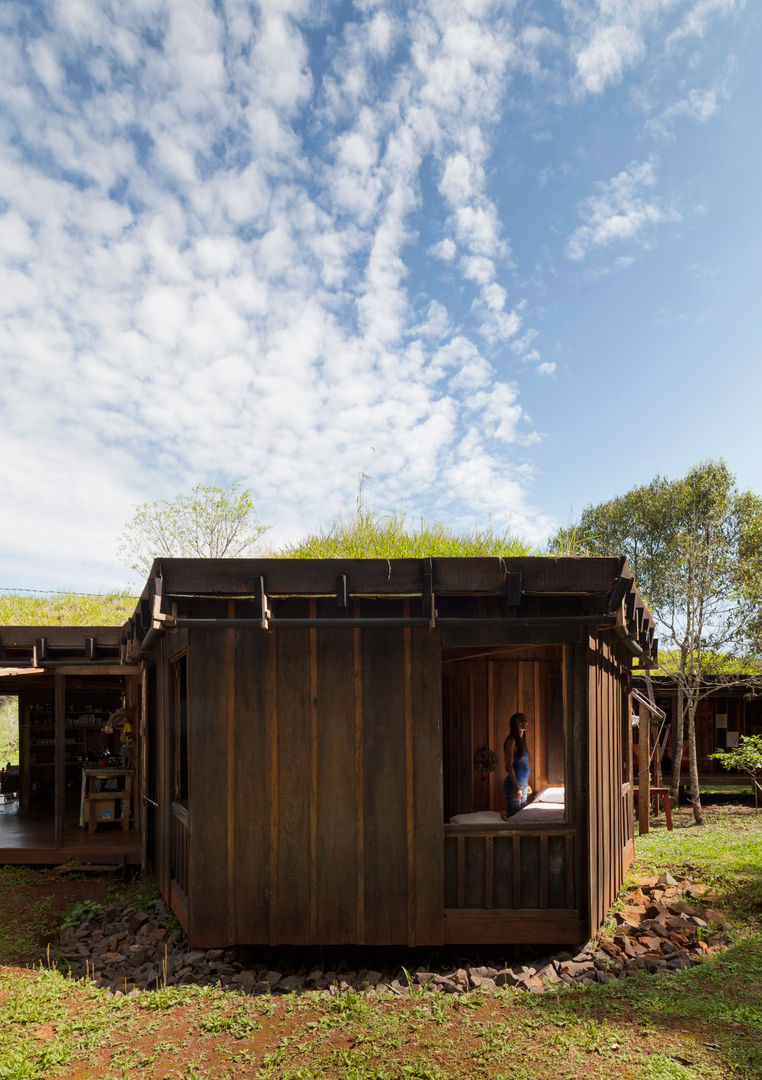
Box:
57, 874, 729, 996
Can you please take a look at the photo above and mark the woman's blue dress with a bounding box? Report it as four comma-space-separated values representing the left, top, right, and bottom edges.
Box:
503, 746, 530, 817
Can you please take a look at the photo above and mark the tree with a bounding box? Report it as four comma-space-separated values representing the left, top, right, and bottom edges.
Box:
118, 483, 269, 578
550, 461, 762, 824
709, 735, 762, 808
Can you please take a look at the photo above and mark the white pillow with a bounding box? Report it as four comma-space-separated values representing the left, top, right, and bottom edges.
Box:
533, 786, 565, 806
449, 811, 505, 825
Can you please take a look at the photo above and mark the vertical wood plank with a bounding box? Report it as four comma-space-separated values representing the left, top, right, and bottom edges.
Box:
534, 662, 549, 793
268, 631, 279, 946
565, 835, 575, 907
457, 836, 465, 908
276, 618, 311, 943
471, 664, 489, 810
353, 624, 365, 943
411, 626, 444, 945
362, 620, 407, 944
226, 602, 236, 944
139, 664, 148, 872
512, 835, 521, 906
572, 641, 589, 936
187, 629, 230, 945
309, 601, 318, 943
487, 663, 495, 810
54, 673, 65, 848
404, 616, 416, 945
234, 625, 275, 945
315, 621, 357, 943
540, 834, 548, 908
485, 835, 494, 909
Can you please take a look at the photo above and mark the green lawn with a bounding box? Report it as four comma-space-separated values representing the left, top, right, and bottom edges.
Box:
1, 806, 761, 1080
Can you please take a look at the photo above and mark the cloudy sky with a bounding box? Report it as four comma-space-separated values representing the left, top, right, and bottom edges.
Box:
1, 0, 760, 592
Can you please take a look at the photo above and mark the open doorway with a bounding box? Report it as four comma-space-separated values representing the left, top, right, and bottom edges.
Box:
442, 644, 566, 825
0, 695, 20, 804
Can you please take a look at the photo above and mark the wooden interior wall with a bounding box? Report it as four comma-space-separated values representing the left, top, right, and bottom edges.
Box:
183, 603, 443, 948
586, 633, 632, 934
442, 647, 563, 820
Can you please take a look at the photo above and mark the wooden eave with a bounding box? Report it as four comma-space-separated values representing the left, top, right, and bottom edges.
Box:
0, 625, 122, 670
121, 555, 657, 667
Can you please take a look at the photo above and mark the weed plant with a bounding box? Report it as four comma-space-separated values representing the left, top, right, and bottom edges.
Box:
0, 592, 137, 626
279, 511, 532, 559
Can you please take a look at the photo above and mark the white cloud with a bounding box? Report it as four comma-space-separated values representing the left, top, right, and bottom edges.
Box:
537, 362, 556, 376
565, 157, 678, 262
667, 0, 741, 46
429, 237, 456, 261
574, 24, 644, 95
647, 87, 722, 136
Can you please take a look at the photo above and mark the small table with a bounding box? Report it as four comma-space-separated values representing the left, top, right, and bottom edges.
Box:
80, 769, 134, 833
634, 786, 673, 830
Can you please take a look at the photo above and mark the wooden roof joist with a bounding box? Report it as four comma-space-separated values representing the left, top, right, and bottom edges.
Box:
121, 558, 657, 667
144, 555, 632, 600
0, 627, 122, 670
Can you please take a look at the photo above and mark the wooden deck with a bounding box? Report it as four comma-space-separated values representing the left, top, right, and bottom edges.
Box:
0, 797, 141, 866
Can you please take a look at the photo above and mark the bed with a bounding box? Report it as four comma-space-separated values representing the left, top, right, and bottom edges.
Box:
449, 785, 565, 826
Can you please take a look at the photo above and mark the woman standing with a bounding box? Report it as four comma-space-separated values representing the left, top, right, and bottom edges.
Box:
503, 712, 531, 818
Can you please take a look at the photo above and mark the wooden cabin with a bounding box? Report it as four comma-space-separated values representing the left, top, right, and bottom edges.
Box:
632, 673, 762, 786
1, 556, 657, 948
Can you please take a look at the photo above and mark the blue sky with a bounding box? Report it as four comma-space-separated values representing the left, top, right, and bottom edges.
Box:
0, 0, 760, 592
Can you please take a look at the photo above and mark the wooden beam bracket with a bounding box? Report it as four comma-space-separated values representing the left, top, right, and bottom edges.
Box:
423, 571, 437, 629
33, 637, 48, 666
259, 576, 271, 631
606, 575, 631, 615
502, 572, 523, 616
336, 574, 350, 613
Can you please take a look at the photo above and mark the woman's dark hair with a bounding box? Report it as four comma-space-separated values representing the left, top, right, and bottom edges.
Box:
508, 712, 527, 754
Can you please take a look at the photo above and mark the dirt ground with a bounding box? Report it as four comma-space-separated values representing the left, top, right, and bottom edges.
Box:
0, 868, 118, 965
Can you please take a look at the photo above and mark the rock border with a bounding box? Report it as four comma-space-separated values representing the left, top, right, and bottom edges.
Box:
57, 874, 730, 997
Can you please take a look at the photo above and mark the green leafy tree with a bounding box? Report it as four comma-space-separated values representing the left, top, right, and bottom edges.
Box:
710, 735, 762, 808
550, 461, 762, 824
118, 483, 269, 578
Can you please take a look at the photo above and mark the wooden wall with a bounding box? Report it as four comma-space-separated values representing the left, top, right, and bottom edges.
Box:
180, 602, 443, 948
586, 633, 633, 934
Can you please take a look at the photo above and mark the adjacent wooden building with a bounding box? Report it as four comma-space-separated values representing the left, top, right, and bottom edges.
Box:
632, 673, 762, 784
1, 556, 657, 948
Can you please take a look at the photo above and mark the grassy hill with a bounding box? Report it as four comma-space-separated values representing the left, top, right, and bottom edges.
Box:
0, 592, 138, 627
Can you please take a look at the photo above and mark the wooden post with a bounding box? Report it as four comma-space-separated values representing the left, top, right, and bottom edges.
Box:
638, 704, 650, 835
54, 672, 65, 848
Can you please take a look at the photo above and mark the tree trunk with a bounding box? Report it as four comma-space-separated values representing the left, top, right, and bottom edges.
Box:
686, 700, 704, 825
671, 685, 685, 804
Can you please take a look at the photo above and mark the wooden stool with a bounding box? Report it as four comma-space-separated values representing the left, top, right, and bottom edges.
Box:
81, 769, 134, 833
634, 786, 673, 830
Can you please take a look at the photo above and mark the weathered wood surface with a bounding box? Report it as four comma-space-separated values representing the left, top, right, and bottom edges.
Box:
587, 634, 633, 935
149, 556, 630, 602
0, 626, 121, 649
131, 561, 649, 949
443, 909, 587, 945
444, 827, 576, 912
180, 607, 443, 947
